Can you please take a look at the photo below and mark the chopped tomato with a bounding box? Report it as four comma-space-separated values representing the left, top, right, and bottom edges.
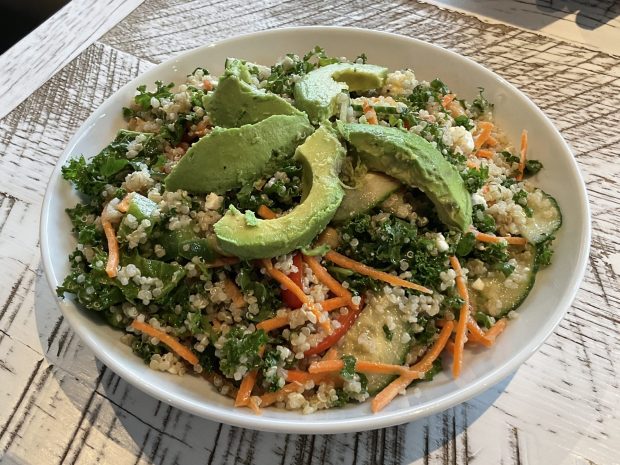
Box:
281, 253, 304, 308
303, 298, 364, 357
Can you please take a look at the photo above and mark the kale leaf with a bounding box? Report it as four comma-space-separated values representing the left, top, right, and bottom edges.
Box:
219, 328, 268, 378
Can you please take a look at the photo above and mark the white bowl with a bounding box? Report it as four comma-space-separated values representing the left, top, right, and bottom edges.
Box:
40, 26, 590, 434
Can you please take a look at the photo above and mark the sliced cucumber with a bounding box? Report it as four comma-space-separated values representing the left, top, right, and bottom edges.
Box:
332, 172, 401, 224
520, 188, 562, 244
468, 244, 537, 317
338, 291, 411, 394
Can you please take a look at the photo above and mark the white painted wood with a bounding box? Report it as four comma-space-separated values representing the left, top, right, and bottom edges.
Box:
0, 0, 144, 120
1, 1, 619, 464
425, 0, 620, 56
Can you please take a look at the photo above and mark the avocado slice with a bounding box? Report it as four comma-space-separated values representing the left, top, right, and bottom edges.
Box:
165, 114, 313, 194
117, 193, 160, 241
205, 59, 304, 127
339, 123, 472, 231
214, 126, 345, 259
294, 63, 388, 124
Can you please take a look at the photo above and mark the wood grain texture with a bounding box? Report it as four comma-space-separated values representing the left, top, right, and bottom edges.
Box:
0, 0, 144, 120
0, 1, 619, 464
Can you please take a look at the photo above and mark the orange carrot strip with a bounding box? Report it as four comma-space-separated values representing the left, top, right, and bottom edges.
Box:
467, 318, 493, 348
486, 135, 498, 147
308, 359, 410, 376
410, 320, 455, 373
256, 315, 290, 332
257, 204, 277, 220
261, 259, 332, 334
476, 149, 494, 159
303, 255, 355, 305
131, 320, 198, 366
445, 340, 455, 354
486, 318, 508, 341
371, 321, 454, 413
362, 99, 379, 125
102, 218, 120, 278
323, 348, 339, 360
473, 230, 527, 246
450, 256, 470, 378
441, 93, 456, 109
474, 121, 494, 149
517, 129, 528, 181
223, 278, 246, 308
286, 370, 337, 385
117, 193, 133, 213
324, 251, 432, 294
260, 382, 303, 407
466, 159, 480, 169
248, 396, 262, 414
235, 369, 259, 407
319, 296, 350, 312
203, 79, 213, 91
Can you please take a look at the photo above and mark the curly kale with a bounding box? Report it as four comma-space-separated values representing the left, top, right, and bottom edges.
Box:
235, 263, 281, 322
219, 328, 268, 378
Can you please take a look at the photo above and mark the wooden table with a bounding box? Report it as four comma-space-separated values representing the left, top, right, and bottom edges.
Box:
1, 1, 618, 464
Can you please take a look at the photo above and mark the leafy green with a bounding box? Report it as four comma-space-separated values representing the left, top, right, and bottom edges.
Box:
501, 150, 520, 164
525, 159, 543, 176
383, 324, 394, 341
454, 114, 474, 130
473, 242, 514, 276
472, 205, 496, 233
219, 328, 268, 378
461, 165, 489, 193
235, 264, 280, 322
536, 236, 555, 268
470, 88, 493, 117
131, 337, 166, 363
422, 359, 442, 381
118, 254, 186, 302
340, 355, 357, 380
66, 203, 103, 246
474, 311, 494, 329
456, 232, 476, 257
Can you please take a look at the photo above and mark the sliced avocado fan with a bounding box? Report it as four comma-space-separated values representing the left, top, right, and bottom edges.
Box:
205, 59, 303, 127
165, 113, 313, 194
294, 63, 388, 124
339, 123, 472, 231
214, 126, 345, 259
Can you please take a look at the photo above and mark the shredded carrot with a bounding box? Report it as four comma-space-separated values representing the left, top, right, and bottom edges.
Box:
323, 348, 339, 360
286, 370, 338, 385
371, 321, 454, 413
411, 320, 455, 373
248, 396, 262, 414
475, 149, 494, 159
486, 318, 508, 341
308, 359, 411, 376
235, 369, 259, 407
449, 256, 470, 378
102, 217, 120, 278
445, 340, 455, 353
260, 382, 302, 407
320, 296, 350, 312
223, 278, 246, 309
362, 99, 379, 125
204, 257, 240, 268
261, 259, 332, 334
324, 250, 432, 294
466, 159, 480, 169
441, 93, 456, 109
131, 320, 198, 366
303, 255, 354, 306
486, 135, 498, 147
256, 315, 290, 332
257, 204, 277, 220
517, 129, 528, 181
203, 79, 213, 91
117, 193, 133, 213
466, 318, 493, 347
474, 121, 494, 149
473, 230, 527, 246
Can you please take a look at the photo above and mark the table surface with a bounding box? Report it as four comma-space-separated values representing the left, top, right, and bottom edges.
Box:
1, 1, 619, 464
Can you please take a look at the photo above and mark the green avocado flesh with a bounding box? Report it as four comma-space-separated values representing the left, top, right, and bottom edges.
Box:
294, 63, 388, 124
214, 126, 345, 259
206, 59, 303, 127
164, 114, 313, 194
339, 123, 472, 231
117, 193, 160, 240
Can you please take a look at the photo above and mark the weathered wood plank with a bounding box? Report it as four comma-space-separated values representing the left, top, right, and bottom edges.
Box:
0, 1, 619, 464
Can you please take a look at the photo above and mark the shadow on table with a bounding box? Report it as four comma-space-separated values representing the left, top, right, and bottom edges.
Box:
534, 0, 619, 30
34, 270, 507, 464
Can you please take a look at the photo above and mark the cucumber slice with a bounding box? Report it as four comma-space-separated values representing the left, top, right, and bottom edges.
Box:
332, 172, 401, 224
520, 188, 562, 244
338, 291, 411, 394
468, 244, 537, 317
